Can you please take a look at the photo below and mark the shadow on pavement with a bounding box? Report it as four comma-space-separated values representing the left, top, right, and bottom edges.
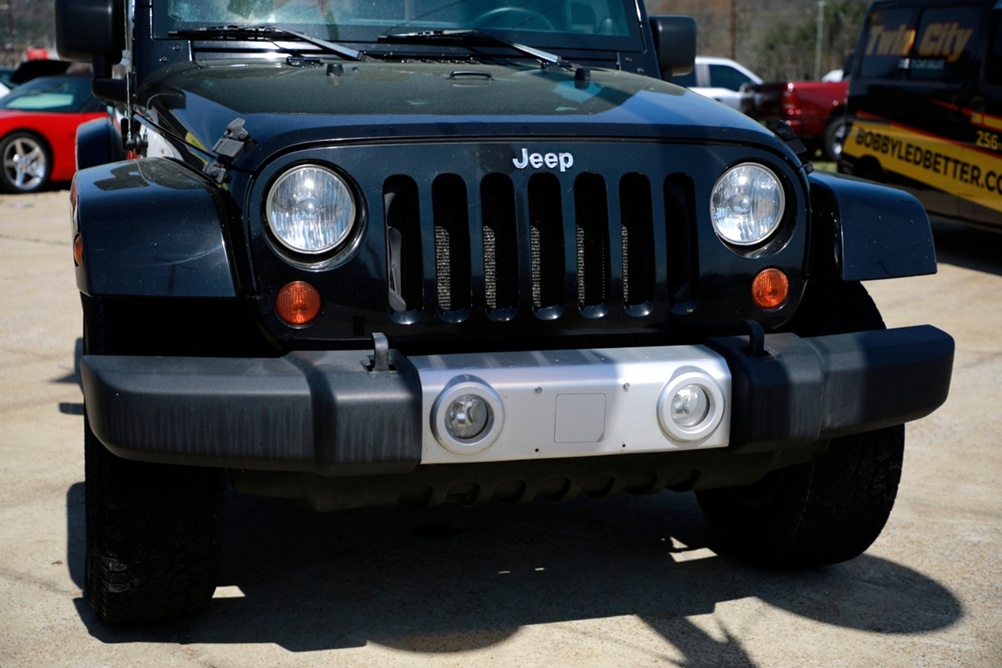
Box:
931, 221, 1002, 276
66, 482, 963, 660
56, 337, 84, 415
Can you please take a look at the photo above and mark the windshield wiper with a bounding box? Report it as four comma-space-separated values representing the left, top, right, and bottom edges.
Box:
169, 25, 367, 61
378, 29, 565, 68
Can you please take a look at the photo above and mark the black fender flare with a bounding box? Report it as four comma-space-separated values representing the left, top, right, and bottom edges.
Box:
72, 158, 237, 298
75, 116, 125, 171
808, 170, 937, 281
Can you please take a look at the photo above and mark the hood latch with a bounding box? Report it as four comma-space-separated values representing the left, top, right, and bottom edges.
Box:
204, 118, 256, 184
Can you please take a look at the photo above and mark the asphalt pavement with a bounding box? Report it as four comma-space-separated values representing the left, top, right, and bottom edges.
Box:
1, 189, 999, 667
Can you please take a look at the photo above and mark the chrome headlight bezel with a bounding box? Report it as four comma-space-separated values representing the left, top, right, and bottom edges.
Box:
710, 162, 786, 248
264, 164, 357, 257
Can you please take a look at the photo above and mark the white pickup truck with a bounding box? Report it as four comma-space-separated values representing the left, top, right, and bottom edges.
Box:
672, 55, 763, 109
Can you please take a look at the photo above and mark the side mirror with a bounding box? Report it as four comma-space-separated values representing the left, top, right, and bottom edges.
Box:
55, 0, 127, 103
649, 15, 696, 82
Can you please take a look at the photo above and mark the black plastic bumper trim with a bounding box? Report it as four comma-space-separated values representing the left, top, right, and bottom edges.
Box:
81, 350, 423, 474
708, 325, 954, 452
81, 325, 953, 470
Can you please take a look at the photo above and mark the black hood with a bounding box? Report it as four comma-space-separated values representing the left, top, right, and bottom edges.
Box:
141, 59, 775, 167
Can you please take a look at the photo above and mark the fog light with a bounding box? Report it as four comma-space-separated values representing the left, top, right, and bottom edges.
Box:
658, 371, 725, 443
446, 394, 490, 440
432, 378, 504, 455
670, 384, 710, 428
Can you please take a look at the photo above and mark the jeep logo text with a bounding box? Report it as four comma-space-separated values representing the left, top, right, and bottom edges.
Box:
512, 148, 575, 173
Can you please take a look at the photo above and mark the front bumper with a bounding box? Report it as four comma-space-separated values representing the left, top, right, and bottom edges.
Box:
81, 325, 953, 474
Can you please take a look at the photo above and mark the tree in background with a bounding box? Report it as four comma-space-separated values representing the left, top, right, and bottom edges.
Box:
1, 0, 56, 67
750, 0, 869, 80
648, 0, 868, 81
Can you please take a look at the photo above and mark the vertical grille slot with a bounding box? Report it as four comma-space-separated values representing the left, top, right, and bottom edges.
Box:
432, 174, 471, 315
481, 174, 519, 313
619, 173, 655, 308
574, 173, 610, 309
664, 174, 697, 303
528, 173, 564, 311
384, 175, 422, 314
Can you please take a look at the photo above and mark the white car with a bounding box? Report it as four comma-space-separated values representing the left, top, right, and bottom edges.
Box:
673, 56, 763, 110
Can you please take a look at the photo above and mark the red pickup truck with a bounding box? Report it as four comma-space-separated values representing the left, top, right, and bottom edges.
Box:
741, 80, 848, 162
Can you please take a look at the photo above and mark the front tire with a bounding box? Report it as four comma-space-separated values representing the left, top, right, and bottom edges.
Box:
696, 425, 904, 568
83, 296, 225, 623
696, 281, 905, 568
85, 421, 225, 623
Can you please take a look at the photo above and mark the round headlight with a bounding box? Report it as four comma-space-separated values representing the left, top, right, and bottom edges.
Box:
710, 163, 785, 246
265, 165, 356, 254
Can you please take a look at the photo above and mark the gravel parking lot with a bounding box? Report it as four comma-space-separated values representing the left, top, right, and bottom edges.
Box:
1, 189, 1000, 667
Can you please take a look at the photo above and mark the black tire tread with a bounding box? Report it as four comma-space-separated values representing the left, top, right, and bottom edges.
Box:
695, 279, 903, 568
696, 425, 904, 568
85, 424, 225, 623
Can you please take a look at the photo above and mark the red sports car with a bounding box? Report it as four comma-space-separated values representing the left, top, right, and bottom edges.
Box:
0, 74, 108, 194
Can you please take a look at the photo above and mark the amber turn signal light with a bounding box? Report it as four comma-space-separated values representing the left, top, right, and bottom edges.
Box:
276, 281, 322, 326
751, 268, 789, 310
73, 234, 83, 266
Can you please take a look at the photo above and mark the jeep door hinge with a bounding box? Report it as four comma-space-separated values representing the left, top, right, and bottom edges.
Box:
204, 118, 255, 184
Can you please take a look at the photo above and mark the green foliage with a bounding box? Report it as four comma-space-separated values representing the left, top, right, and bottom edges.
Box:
648, 0, 869, 82
749, 0, 870, 81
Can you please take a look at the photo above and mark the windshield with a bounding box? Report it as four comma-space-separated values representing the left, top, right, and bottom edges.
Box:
0, 76, 101, 113
160, 0, 636, 49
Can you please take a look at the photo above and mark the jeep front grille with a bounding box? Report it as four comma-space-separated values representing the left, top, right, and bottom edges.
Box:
384, 169, 696, 323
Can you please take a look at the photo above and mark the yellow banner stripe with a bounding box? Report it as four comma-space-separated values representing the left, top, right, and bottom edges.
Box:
970, 112, 1002, 132
843, 118, 1002, 214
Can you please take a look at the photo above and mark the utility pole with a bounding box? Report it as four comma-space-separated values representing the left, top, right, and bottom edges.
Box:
814, 0, 826, 80
1, 2, 14, 64
730, 0, 737, 60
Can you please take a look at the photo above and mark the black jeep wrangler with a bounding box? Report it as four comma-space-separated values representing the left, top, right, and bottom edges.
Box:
57, 0, 954, 624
